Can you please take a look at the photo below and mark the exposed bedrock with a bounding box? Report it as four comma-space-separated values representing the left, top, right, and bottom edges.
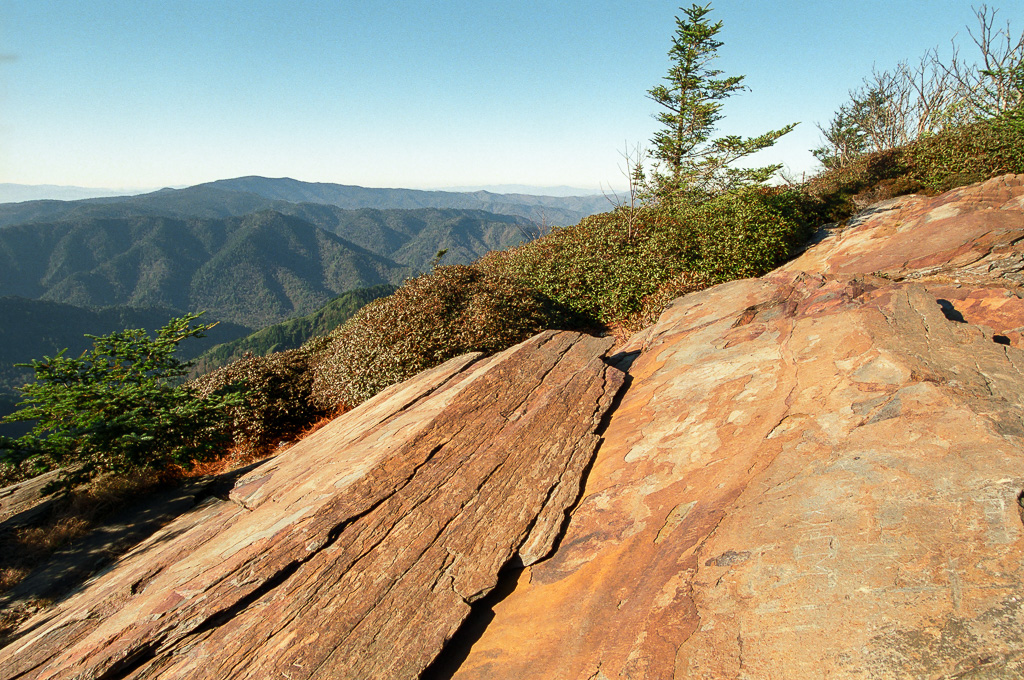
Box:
5, 175, 1024, 679
453, 174, 1024, 679
0, 331, 624, 680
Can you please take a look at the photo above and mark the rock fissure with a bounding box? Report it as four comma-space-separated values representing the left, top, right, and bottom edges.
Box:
534, 370, 632, 564
0, 331, 626, 680
141, 466, 425, 672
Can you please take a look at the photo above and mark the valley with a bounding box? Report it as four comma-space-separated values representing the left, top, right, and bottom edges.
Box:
0, 177, 607, 430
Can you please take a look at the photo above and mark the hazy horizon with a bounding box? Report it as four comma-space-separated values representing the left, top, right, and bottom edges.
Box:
0, 177, 614, 204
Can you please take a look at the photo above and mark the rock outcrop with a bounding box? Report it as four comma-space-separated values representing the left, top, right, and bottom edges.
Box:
4, 175, 1024, 679
451, 174, 1024, 678
0, 331, 624, 680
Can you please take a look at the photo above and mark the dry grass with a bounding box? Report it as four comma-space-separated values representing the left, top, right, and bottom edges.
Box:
0, 472, 161, 592
0, 472, 168, 642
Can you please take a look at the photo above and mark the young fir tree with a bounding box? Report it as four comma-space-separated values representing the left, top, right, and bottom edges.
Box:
0, 313, 242, 491
647, 3, 796, 196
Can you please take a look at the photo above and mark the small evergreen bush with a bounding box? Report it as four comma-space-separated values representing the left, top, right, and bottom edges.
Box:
0, 314, 241, 491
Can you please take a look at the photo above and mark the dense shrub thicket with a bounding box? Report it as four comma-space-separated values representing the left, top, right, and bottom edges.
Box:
479, 186, 813, 331
805, 109, 1024, 222
306, 265, 579, 408
190, 348, 321, 454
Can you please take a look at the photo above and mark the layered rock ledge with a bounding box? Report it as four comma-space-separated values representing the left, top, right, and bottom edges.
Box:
0, 331, 624, 680
452, 174, 1024, 679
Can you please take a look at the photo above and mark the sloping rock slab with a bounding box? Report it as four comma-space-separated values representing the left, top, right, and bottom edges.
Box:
0, 471, 61, 529
788, 173, 1024, 283
0, 330, 624, 680
452, 175, 1024, 678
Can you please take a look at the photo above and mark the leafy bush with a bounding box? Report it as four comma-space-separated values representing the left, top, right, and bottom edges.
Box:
667, 186, 815, 280
0, 314, 241, 491
806, 108, 1024, 222
307, 265, 578, 409
905, 108, 1024, 193
190, 348, 322, 454
481, 187, 812, 328
479, 208, 676, 324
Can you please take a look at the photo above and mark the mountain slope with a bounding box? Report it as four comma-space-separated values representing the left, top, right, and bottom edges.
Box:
0, 211, 406, 328
0, 186, 278, 230
187, 211, 403, 328
273, 206, 539, 271
189, 284, 397, 375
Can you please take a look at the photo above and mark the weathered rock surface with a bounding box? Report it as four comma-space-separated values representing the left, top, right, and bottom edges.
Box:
451, 174, 1024, 678
0, 471, 60, 530
0, 330, 624, 680
6, 175, 1024, 680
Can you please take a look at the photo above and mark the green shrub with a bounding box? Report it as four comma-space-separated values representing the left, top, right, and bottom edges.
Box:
482, 187, 812, 327
906, 109, 1024, 193
804, 148, 912, 222
668, 186, 815, 280
479, 208, 677, 324
0, 314, 241, 491
190, 348, 321, 454
307, 265, 577, 408
806, 110, 1024, 223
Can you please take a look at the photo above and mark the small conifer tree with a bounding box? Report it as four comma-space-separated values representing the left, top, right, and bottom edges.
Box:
647, 3, 796, 196
0, 313, 242, 491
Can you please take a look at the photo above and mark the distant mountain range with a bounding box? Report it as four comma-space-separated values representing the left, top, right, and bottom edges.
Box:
0, 177, 611, 229
0, 184, 157, 203
0, 176, 613, 417
437, 184, 610, 197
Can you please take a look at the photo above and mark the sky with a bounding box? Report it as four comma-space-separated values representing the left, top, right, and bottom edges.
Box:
1, 1, 1022, 194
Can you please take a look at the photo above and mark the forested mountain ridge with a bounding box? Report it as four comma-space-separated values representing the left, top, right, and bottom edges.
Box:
0, 204, 548, 328
188, 284, 398, 375
201, 176, 611, 225
255, 206, 542, 270
0, 210, 404, 328
0, 186, 273, 229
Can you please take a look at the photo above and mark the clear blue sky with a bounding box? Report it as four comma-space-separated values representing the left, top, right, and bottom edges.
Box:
1, 1, 1021, 192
